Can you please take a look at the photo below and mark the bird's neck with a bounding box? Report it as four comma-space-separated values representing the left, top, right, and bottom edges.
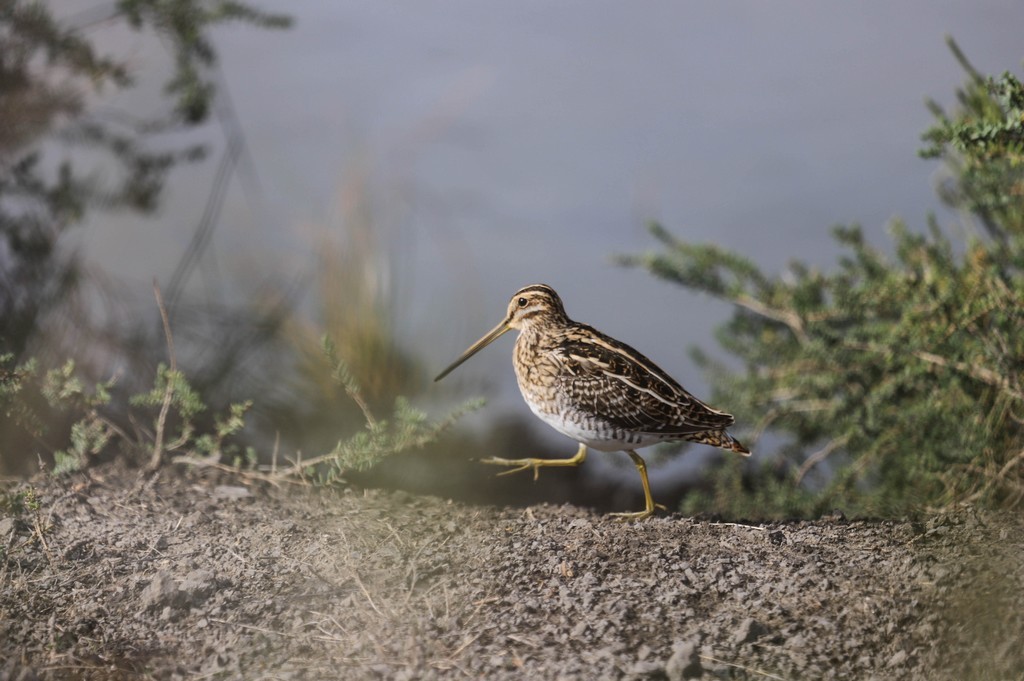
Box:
516, 317, 570, 350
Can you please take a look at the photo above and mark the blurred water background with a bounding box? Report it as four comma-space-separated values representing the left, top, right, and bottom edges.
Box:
5, 1, 1024, 508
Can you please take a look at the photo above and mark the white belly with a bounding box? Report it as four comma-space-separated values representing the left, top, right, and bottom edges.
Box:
523, 398, 668, 452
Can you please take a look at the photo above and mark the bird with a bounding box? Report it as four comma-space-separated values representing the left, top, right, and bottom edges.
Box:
434, 284, 749, 520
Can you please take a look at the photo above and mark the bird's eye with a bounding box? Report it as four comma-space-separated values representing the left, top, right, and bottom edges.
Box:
517, 297, 528, 307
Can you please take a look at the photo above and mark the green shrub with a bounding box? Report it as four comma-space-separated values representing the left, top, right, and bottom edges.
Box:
620, 43, 1024, 517
307, 336, 482, 484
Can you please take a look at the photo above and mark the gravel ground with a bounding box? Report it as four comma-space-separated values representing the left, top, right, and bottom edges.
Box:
1, 463, 1022, 680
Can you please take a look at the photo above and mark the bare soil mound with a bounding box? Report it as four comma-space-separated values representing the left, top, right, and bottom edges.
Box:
2, 463, 1022, 680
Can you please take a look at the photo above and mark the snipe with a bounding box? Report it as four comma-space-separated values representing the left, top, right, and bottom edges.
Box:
435, 284, 749, 520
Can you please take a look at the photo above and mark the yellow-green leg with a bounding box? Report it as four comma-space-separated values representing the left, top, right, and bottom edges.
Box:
609, 450, 667, 521
480, 443, 588, 481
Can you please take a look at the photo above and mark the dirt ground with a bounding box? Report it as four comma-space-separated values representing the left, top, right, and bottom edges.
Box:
1, 462, 1022, 680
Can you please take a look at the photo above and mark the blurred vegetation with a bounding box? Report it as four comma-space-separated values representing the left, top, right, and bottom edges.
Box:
0, 0, 290, 360
1, 328, 473, 481
0, 350, 253, 477
0, 2, 477, 479
236, 172, 482, 480
301, 336, 481, 484
269, 171, 425, 456
620, 40, 1024, 518
0, 1, 292, 473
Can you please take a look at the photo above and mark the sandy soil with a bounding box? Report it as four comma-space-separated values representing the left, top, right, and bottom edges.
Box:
1, 463, 1022, 680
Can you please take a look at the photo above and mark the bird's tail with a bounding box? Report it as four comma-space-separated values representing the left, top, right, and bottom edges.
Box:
693, 430, 751, 457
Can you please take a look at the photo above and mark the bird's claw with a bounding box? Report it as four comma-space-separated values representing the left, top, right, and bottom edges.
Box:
609, 502, 666, 522
480, 457, 543, 481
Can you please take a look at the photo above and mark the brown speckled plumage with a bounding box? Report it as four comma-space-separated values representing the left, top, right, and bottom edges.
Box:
435, 283, 749, 520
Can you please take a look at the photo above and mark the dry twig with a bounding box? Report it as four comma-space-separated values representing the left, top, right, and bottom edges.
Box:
148, 280, 177, 470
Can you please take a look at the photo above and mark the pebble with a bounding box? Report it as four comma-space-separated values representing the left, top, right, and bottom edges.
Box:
141, 571, 181, 611
213, 485, 251, 500
888, 649, 908, 667
733, 617, 768, 645
665, 640, 703, 681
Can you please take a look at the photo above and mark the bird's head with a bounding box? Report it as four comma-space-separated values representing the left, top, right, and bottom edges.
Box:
434, 284, 568, 381
503, 284, 568, 331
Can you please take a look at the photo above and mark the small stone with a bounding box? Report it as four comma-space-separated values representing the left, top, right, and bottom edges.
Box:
787, 633, 807, 650
0, 517, 17, 537
141, 571, 181, 611
630, 660, 663, 675
213, 485, 251, 500
665, 640, 703, 680
181, 569, 217, 603
887, 649, 908, 668
733, 617, 768, 645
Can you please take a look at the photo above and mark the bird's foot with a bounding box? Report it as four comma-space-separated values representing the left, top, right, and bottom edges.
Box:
608, 502, 667, 522
479, 444, 587, 482
479, 456, 554, 481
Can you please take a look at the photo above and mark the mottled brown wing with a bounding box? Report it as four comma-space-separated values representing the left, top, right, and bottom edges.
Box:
555, 325, 735, 435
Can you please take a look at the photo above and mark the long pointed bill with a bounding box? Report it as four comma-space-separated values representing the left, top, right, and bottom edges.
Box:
434, 319, 512, 382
